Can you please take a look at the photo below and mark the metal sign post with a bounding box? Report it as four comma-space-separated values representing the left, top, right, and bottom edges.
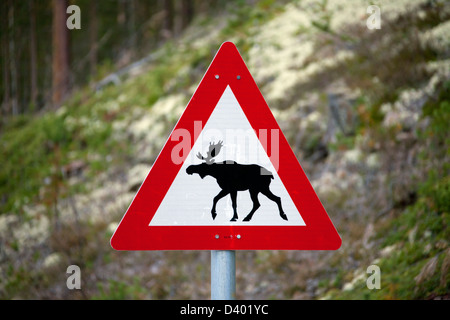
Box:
211, 250, 235, 300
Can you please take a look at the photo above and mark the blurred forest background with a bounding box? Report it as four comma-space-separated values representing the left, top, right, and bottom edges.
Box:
1, 0, 226, 114
0, 0, 449, 299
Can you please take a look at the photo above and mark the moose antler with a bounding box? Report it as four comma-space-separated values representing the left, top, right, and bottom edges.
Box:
196, 141, 223, 164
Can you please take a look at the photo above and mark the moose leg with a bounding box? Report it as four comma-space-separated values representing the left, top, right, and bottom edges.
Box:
211, 189, 229, 220
230, 191, 238, 222
261, 188, 288, 221
243, 190, 260, 222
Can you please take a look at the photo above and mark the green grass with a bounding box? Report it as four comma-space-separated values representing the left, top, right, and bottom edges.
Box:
323, 175, 449, 300
92, 278, 147, 300
0, 87, 129, 215
322, 79, 450, 300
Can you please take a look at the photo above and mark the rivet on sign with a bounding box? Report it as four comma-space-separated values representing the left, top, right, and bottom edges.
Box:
215, 75, 219, 79
215, 234, 219, 239
237, 235, 241, 239
237, 75, 241, 80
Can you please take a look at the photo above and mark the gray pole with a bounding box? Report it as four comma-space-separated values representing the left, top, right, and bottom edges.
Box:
211, 250, 236, 300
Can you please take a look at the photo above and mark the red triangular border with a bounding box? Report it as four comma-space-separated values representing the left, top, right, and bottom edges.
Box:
111, 42, 341, 250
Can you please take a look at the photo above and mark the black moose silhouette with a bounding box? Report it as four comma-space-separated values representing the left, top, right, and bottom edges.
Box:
186, 141, 287, 222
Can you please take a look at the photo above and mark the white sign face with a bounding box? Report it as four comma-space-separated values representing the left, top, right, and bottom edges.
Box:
149, 86, 306, 226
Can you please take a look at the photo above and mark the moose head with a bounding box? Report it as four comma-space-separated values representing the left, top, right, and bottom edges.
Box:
186, 141, 223, 179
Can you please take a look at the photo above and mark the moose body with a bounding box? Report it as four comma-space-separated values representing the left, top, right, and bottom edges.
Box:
186, 158, 287, 222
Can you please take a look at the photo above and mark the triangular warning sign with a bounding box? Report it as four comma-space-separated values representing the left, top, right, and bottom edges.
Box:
111, 42, 341, 250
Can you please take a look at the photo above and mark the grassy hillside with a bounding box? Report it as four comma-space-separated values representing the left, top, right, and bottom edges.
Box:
0, 0, 449, 299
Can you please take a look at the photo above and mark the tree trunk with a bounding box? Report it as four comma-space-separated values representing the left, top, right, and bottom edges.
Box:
181, 0, 194, 30
127, 0, 136, 53
1, 1, 11, 116
8, 0, 18, 115
52, 0, 70, 107
89, 2, 98, 77
117, 0, 126, 26
163, 0, 174, 38
30, 0, 38, 110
